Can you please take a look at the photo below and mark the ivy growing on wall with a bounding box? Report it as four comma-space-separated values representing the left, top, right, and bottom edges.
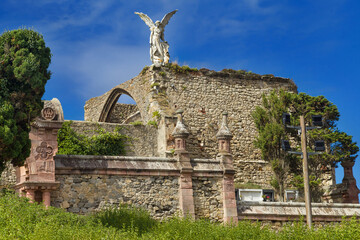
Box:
57, 121, 128, 156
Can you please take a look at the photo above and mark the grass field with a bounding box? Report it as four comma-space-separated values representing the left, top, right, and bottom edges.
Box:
1, 192, 359, 240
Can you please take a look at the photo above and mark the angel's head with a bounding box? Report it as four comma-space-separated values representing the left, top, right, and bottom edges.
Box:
155, 20, 161, 26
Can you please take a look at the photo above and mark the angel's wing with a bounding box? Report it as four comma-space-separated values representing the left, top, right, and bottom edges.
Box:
160, 10, 178, 27
135, 12, 155, 28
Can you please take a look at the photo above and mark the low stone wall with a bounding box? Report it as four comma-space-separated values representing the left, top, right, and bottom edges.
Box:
51, 155, 229, 220
238, 201, 360, 222
51, 175, 179, 219
193, 177, 223, 222
0, 163, 16, 189
52, 155, 180, 219
68, 121, 158, 157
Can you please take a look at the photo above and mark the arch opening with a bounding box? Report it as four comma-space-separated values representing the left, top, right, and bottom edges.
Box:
99, 88, 141, 123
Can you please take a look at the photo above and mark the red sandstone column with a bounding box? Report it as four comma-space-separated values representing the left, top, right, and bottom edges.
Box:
26, 189, 35, 203
341, 161, 360, 203
216, 112, 238, 225
42, 191, 51, 208
172, 109, 195, 219
14, 98, 62, 206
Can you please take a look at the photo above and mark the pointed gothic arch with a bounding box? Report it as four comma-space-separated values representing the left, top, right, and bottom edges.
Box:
98, 88, 140, 122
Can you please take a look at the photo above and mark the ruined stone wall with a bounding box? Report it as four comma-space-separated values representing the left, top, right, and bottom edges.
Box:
51, 175, 179, 219
152, 68, 297, 188
68, 121, 158, 157
84, 69, 154, 123
83, 66, 333, 193
0, 163, 16, 189
192, 177, 223, 222
107, 103, 139, 123
235, 160, 273, 188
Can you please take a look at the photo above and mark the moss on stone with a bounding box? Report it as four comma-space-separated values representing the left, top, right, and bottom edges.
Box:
140, 66, 150, 75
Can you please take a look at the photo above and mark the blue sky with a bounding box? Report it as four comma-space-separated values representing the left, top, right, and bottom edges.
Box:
1, 0, 360, 188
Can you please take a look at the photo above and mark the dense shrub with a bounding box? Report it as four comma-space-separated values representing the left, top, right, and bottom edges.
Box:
93, 204, 157, 235
1, 193, 360, 239
0, 192, 131, 239
57, 121, 128, 156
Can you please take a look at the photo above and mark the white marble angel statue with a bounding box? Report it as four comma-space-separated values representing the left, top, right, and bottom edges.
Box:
135, 10, 177, 67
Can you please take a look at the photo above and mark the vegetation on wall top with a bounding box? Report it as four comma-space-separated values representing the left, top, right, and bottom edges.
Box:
139, 63, 293, 84
57, 121, 128, 156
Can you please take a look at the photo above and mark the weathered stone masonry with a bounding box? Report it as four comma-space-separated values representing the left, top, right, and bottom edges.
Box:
84, 67, 299, 189
192, 177, 223, 221
67, 121, 159, 157
12, 100, 238, 222
52, 173, 180, 219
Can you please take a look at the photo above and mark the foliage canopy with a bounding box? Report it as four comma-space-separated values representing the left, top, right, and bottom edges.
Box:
57, 121, 128, 156
0, 29, 51, 173
252, 89, 358, 201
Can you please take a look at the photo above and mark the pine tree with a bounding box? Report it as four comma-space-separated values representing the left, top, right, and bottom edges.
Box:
0, 29, 51, 173
252, 89, 358, 201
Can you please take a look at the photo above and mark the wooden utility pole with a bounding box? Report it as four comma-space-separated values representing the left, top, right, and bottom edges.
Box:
300, 115, 312, 228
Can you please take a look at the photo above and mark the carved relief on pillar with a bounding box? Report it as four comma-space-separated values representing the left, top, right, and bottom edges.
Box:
33, 141, 55, 174
41, 107, 56, 120
35, 142, 54, 160
35, 161, 54, 173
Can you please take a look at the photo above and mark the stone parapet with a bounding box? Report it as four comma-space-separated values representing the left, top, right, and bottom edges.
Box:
52, 154, 234, 222
238, 201, 360, 222
55, 155, 179, 176
55, 155, 228, 177
51, 175, 180, 219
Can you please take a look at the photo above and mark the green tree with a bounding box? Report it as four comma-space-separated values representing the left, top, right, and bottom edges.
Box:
252, 89, 357, 201
330, 131, 359, 163
0, 29, 51, 173
252, 89, 296, 201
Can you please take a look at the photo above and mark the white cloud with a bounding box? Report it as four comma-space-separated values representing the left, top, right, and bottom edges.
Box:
52, 40, 149, 99
36, 0, 117, 33
241, 0, 280, 15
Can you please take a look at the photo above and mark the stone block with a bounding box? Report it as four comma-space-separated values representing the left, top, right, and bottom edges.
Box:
180, 188, 194, 196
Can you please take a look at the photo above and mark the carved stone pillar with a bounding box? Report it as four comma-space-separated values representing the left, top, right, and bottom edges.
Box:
216, 112, 238, 224
172, 109, 195, 219
341, 161, 360, 203
15, 98, 62, 206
